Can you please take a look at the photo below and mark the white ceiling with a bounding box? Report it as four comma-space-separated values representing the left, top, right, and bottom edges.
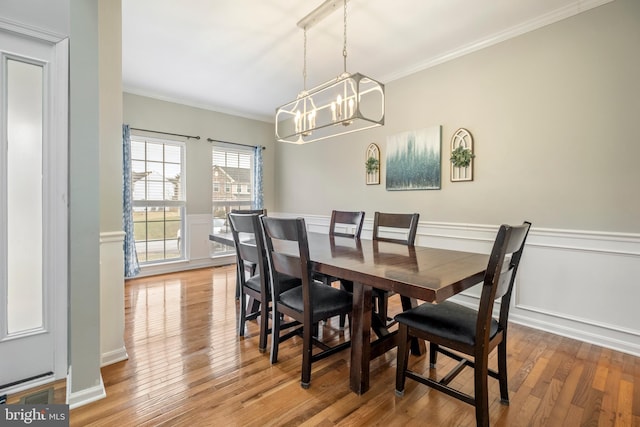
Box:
122, 0, 610, 123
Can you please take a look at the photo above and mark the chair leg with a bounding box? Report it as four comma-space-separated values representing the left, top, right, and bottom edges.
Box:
429, 343, 439, 367
498, 339, 509, 404
395, 323, 411, 396
270, 306, 281, 364
400, 296, 426, 356
378, 292, 389, 324
258, 299, 268, 353
474, 354, 490, 427
301, 320, 313, 388
338, 280, 351, 329
238, 291, 246, 337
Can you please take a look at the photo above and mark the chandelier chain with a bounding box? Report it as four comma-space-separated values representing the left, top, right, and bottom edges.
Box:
303, 27, 308, 90
343, 0, 348, 73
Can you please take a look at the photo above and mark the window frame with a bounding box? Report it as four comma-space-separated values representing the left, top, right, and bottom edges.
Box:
130, 134, 186, 265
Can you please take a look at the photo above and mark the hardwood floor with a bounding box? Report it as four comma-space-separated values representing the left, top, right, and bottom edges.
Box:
8, 265, 640, 426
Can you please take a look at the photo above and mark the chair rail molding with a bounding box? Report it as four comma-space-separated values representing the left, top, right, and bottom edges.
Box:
281, 212, 640, 357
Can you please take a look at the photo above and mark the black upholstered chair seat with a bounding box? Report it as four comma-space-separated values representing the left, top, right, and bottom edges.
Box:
280, 281, 352, 321
245, 274, 300, 295
244, 275, 262, 293
394, 301, 500, 347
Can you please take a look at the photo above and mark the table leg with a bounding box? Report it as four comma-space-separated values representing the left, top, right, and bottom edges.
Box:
350, 281, 372, 394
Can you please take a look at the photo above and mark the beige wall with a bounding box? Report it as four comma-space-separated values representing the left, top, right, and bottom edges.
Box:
123, 93, 276, 214
274, 0, 640, 233
69, 0, 102, 400
99, 0, 123, 233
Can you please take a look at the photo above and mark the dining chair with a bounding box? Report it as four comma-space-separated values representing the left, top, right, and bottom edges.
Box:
261, 216, 353, 388
314, 210, 365, 327
228, 212, 299, 353
329, 210, 365, 238
371, 211, 420, 326
372, 211, 419, 245
230, 208, 267, 291
394, 221, 531, 427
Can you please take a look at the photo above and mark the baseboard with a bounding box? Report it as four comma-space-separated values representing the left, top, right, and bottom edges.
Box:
508, 306, 640, 357
66, 368, 106, 409
134, 257, 225, 278
101, 346, 128, 367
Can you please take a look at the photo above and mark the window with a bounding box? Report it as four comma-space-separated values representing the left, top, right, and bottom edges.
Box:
131, 136, 185, 263
211, 144, 255, 256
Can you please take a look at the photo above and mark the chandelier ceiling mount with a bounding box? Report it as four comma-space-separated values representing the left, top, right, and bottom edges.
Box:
275, 0, 385, 144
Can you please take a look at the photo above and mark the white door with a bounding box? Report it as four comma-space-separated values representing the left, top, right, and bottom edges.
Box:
0, 26, 68, 392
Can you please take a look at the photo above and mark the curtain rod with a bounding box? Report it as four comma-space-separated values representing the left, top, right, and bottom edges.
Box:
130, 127, 200, 140
207, 138, 266, 150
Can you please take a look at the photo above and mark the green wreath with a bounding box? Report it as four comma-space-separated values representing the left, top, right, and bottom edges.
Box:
450, 146, 475, 168
365, 157, 379, 173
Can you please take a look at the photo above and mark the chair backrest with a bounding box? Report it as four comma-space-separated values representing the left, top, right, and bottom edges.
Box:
329, 210, 365, 238
231, 208, 267, 215
477, 221, 531, 339
228, 212, 268, 283
372, 212, 420, 245
260, 217, 312, 304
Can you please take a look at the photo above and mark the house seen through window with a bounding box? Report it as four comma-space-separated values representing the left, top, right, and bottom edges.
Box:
211, 144, 255, 257
131, 135, 185, 263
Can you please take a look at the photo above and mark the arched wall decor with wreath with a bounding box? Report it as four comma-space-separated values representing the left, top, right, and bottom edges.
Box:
365, 143, 380, 185
450, 128, 475, 182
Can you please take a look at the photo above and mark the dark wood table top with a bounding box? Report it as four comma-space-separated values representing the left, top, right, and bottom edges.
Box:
209, 233, 234, 246
305, 233, 488, 304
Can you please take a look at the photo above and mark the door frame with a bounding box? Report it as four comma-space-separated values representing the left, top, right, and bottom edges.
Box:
0, 17, 68, 395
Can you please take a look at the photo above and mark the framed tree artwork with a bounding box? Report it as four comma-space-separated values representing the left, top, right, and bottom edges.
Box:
386, 126, 441, 190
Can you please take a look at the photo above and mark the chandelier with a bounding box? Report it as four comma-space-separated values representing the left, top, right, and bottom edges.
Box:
275, 0, 385, 144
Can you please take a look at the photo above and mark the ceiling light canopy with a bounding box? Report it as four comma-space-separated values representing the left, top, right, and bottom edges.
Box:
275, 0, 385, 144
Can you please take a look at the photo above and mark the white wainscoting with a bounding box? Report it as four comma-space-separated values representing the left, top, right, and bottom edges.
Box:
294, 213, 640, 357
100, 231, 128, 367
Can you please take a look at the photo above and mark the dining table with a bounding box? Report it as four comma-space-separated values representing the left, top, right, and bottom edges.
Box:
210, 230, 489, 395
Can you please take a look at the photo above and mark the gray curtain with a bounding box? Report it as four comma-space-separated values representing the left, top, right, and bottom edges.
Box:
252, 146, 264, 209
123, 124, 140, 277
